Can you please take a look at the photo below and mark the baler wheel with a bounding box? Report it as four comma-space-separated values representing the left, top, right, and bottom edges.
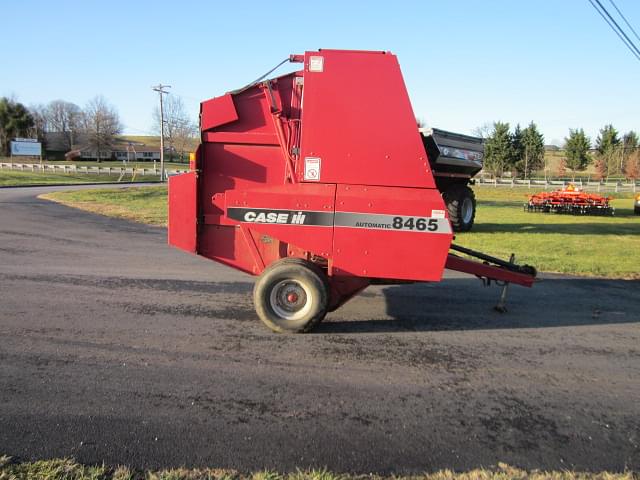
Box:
443, 184, 476, 232
253, 258, 329, 333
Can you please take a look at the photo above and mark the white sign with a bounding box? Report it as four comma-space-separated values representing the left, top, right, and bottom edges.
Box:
11, 141, 42, 156
308, 56, 324, 72
304, 157, 321, 181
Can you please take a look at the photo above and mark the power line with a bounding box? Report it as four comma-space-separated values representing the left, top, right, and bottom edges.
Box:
594, 0, 640, 56
608, 0, 640, 43
589, 0, 640, 60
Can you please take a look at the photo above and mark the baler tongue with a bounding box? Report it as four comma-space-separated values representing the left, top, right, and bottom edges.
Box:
446, 244, 537, 312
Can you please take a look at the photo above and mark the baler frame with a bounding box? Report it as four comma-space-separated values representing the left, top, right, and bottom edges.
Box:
168, 49, 536, 333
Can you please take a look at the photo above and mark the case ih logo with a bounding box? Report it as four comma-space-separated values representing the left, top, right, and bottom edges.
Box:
244, 211, 306, 224
227, 208, 334, 226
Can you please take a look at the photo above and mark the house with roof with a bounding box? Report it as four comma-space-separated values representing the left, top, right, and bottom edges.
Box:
43, 132, 161, 161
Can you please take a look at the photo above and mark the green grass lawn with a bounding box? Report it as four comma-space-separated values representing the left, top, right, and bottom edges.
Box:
41, 185, 640, 278
1, 456, 635, 480
455, 187, 639, 278
0, 170, 160, 186
41, 186, 167, 225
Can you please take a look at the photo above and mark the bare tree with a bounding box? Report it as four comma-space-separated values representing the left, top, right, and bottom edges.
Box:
82, 96, 122, 162
153, 95, 196, 161
174, 120, 198, 162
28, 104, 49, 143
472, 122, 493, 139
46, 100, 82, 150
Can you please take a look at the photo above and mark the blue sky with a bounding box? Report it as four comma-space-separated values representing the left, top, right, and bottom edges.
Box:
2, 0, 639, 146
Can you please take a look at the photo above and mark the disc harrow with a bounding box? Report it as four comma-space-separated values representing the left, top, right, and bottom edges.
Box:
525, 185, 614, 216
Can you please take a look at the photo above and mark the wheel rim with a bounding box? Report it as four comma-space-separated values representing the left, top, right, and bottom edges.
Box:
461, 197, 474, 224
269, 280, 313, 321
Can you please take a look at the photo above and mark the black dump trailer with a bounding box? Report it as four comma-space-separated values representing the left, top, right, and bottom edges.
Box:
420, 128, 484, 232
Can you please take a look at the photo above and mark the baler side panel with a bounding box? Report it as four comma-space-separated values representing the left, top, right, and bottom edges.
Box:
198, 144, 287, 275
196, 73, 313, 275
299, 50, 434, 188
200, 93, 238, 131
168, 171, 198, 254
332, 184, 452, 281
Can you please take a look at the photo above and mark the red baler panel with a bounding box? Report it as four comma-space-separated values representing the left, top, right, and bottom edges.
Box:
199, 225, 255, 274
200, 143, 285, 218
299, 50, 434, 189
168, 171, 198, 254
332, 184, 452, 281
200, 93, 238, 131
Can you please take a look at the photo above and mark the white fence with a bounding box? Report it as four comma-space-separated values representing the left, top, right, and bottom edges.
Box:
476, 176, 638, 192
0, 162, 188, 177
3, 162, 637, 192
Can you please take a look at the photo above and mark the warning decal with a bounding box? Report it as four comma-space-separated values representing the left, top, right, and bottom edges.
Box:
304, 157, 321, 181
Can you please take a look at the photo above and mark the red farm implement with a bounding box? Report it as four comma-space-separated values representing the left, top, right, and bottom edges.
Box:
168, 49, 536, 333
525, 185, 614, 216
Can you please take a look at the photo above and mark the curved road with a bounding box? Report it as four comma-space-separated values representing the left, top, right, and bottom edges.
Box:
0, 185, 638, 473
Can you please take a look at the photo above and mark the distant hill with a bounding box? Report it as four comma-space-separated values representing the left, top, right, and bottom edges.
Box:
118, 135, 199, 151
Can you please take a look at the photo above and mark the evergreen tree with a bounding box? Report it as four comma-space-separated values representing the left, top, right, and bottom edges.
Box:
595, 124, 620, 176
518, 122, 545, 178
483, 122, 511, 177
564, 128, 591, 177
509, 124, 523, 174
623, 131, 639, 150
622, 131, 639, 173
0, 97, 35, 156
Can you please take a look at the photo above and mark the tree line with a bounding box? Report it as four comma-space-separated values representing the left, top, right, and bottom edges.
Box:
480, 121, 639, 180
0, 95, 197, 161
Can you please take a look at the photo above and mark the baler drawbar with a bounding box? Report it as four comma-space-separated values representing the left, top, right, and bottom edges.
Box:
168, 49, 536, 333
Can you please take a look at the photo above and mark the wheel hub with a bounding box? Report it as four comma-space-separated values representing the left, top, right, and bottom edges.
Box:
270, 281, 309, 320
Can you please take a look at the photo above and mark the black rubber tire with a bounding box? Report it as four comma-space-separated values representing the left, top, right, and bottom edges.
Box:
442, 184, 476, 232
253, 258, 329, 333
635, 206, 640, 215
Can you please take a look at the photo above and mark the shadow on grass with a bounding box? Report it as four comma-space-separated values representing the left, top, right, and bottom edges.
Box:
318, 277, 640, 333
470, 220, 640, 235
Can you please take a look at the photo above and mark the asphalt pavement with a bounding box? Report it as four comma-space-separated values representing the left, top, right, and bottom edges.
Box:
0, 185, 638, 473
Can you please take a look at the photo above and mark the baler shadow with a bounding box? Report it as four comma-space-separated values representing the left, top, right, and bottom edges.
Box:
471, 221, 639, 235
318, 277, 640, 333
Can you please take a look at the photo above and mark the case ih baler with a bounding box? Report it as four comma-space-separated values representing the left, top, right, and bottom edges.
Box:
168, 49, 536, 333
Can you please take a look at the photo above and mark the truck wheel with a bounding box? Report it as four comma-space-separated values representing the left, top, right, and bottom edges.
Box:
253, 258, 329, 333
443, 185, 476, 232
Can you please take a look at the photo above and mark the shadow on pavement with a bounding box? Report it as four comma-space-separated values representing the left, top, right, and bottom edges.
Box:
318, 277, 640, 333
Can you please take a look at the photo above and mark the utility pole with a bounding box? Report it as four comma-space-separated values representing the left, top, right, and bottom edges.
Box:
152, 84, 171, 181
